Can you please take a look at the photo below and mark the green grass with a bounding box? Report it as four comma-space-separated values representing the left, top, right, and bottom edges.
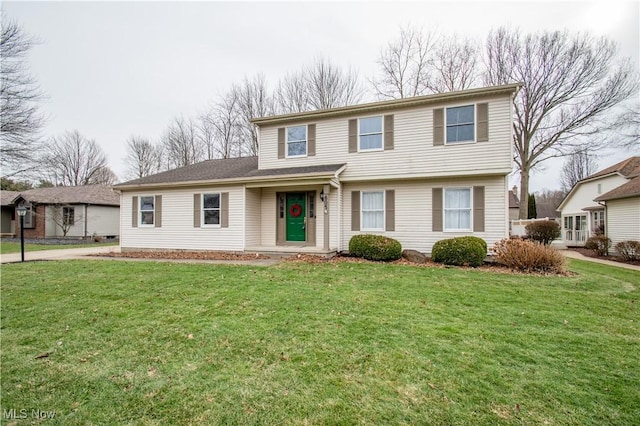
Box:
1, 259, 638, 425
0, 241, 118, 255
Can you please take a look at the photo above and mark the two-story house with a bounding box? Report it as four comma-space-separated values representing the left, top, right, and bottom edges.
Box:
115, 83, 520, 255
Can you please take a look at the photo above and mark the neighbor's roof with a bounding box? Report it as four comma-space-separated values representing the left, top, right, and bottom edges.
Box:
251, 83, 522, 126
1, 190, 20, 206
594, 176, 640, 202
13, 185, 120, 206
509, 191, 520, 209
115, 156, 346, 189
585, 156, 640, 181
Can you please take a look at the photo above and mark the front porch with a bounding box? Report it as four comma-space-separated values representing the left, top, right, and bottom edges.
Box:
243, 169, 343, 254
562, 208, 605, 247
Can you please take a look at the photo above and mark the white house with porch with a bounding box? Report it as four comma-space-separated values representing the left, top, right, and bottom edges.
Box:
557, 156, 640, 247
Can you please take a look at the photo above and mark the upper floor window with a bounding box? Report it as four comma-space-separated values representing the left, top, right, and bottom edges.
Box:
444, 187, 471, 231
287, 125, 307, 157
446, 105, 475, 144
359, 116, 383, 151
140, 196, 155, 226
203, 193, 221, 226
362, 191, 384, 230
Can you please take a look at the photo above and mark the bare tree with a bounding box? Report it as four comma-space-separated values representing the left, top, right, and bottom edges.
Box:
535, 189, 566, 218
274, 71, 310, 114
615, 103, 640, 149
0, 18, 45, 176
427, 35, 479, 93
305, 57, 364, 110
44, 130, 117, 186
371, 25, 437, 99
196, 110, 217, 160
560, 148, 598, 192
123, 136, 162, 180
484, 27, 639, 218
234, 75, 274, 155
211, 90, 242, 159
161, 116, 204, 168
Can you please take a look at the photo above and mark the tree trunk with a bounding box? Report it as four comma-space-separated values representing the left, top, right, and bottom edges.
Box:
519, 169, 530, 219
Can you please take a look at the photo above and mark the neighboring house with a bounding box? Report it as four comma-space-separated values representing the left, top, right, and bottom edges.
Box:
11, 185, 120, 239
115, 83, 521, 255
1, 190, 20, 236
594, 175, 640, 250
557, 156, 640, 247
508, 186, 520, 220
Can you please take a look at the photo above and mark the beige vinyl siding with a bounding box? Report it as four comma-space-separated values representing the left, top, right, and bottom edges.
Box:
607, 197, 640, 250
341, 176, 508, 254
245, 187, 262, 247
259, 95, 513, 180
120, 186, 244, 251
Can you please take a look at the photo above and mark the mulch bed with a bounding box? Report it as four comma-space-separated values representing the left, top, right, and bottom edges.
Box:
93, 251, 270, 261
570, 248, 640, 266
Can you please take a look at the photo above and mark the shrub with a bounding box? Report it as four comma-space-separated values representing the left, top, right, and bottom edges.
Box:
431, 236, 487, 267
615, 240, 640, 261
525, 220, 561, 245
585, 235, 611, 257
348, 234, 402, 261
493, 238, 566, 274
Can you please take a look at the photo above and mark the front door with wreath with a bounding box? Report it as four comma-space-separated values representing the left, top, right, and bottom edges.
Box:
286, 193, 306, 242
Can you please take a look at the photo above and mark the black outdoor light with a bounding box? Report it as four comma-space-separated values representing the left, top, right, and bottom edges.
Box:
16, 204, 27, 262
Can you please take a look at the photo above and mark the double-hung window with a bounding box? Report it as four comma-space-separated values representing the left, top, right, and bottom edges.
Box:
359, 116, 383, 151
287, 125, 307, 157
362, 191, 384, 230
140, 196, 155, 226
444, 188, 471, 231
203, 193, 221, 226
446, 105, 475, 144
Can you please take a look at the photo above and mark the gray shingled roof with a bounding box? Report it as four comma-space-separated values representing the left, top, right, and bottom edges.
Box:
115, 156, 346, 188
509, 191, 520, 208
594, 176, 640, 202
1, 190, 20, 206
13, 185, 120, 206
585, 156, 640, 180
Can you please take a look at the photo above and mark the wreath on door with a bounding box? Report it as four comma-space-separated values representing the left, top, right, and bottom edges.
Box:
289, 204, 302, 217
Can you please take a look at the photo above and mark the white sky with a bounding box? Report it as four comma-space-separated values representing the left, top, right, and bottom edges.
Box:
4, 0, 639, 191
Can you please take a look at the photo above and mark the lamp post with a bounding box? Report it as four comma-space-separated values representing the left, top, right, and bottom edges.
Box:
16, 204, 27, 262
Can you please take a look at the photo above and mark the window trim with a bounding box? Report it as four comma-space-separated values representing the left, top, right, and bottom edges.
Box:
361, 190, 385, 231
139, 195, 155, 227
358, 115, 384, 152
445, 104, 476, 145
201, 192, 222, 228
285, 124, 308, 158
443, 187, 472, 232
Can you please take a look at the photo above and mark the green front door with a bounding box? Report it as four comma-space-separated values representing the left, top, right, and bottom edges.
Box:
286, 193, 306, 242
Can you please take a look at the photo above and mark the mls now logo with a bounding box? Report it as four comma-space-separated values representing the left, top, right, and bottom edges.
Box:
3, 408, 56, 420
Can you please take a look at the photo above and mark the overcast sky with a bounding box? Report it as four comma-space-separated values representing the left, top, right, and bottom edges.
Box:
4, 1, 639, 191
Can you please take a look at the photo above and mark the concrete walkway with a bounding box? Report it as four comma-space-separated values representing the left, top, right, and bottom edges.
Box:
0, 246, 281, 266
561, 249, 640, 271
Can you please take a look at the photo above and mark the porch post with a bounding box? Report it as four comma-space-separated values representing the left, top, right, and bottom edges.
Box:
323, 184, 330, 251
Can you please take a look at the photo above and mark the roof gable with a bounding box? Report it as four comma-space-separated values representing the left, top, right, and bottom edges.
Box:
594, 176, 640, 202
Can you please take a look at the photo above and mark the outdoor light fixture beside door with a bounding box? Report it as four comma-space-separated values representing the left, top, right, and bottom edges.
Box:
16, 204, 27, 262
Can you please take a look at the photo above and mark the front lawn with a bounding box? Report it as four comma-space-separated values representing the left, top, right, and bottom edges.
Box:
1, 260, 638, 424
